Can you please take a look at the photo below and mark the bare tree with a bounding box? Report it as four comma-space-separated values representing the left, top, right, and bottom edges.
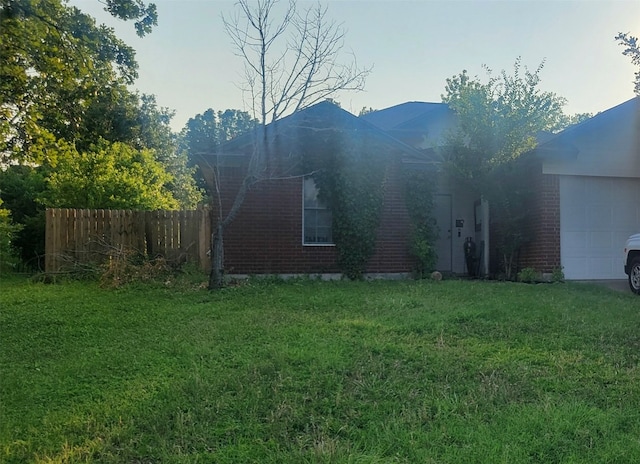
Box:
223, 0, 369, 125
205, 0, 370, 289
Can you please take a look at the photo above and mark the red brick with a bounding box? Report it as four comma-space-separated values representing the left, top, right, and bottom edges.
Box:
214, 160, 415, 274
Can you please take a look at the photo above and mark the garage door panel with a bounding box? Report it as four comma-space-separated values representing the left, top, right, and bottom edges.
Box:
560, 176, 640, 280
587, 206, 612, 229
565, 258, 616, 280
614, 230, 634, 246
585, 187, 611, 203
589, 231, 615, 250
612, 206, 638, 229
588, 257, 615, 278
562, 230, 588, 249
564, 204, 586, 227
562, 257, 587, 279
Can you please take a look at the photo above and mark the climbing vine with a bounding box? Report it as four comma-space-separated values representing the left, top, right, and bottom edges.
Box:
301, 128, 387, 279
402, 168, 438, 278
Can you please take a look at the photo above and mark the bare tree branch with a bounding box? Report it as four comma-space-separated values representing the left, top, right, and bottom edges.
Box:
222, 0, 371, 125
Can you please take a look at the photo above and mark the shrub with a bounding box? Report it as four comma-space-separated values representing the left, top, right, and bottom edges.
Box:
0, 200, 23, 273
403, 169, 438, 278
551, 267, 565, 283
98, 248, 207, 289
518, 267, 539, 283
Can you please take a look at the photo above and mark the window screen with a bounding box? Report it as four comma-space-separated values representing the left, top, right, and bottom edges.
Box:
303, 177, 333, 245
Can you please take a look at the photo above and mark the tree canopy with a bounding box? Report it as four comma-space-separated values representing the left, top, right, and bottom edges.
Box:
46, 139, 179, 210
616, 32, 640, 95
0, 0, 200, 206
1, 0, 138, 163
102, 0, 157, 36
441, 58, 568, 278
180, 108, 256, 161
442, 59, 567, 175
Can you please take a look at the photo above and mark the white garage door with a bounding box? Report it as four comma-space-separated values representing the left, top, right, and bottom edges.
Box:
560, 176, 640, 280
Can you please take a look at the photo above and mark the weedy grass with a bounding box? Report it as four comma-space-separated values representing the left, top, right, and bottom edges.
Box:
1, 275, 639, 463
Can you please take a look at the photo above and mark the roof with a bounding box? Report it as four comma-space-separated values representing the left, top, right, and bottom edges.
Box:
533, 97, 640, 160
360, 102, 451, 131
196, 100, 437, 166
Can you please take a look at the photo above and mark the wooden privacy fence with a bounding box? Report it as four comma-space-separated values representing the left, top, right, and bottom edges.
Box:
45, 207, 211, 273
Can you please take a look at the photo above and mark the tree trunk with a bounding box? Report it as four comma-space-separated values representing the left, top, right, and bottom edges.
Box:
503, 252, 513, 281
208, 175, 255, 290
208, 223, 225, 289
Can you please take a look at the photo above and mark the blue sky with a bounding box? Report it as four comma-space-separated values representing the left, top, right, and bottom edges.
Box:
72, 0, 640, 131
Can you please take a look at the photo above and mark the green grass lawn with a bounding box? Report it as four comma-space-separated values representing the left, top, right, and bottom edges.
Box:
1, 275, 639, 463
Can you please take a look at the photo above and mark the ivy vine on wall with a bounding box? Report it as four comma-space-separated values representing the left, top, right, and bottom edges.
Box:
402, 168, 438, 278
301, 128, 387, 279
298, 119, 438, 280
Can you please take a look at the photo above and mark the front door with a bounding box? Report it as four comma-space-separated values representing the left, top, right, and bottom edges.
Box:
434, 194, 453, 272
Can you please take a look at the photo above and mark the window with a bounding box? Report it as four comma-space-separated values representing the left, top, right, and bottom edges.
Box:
303, 177, 333, 245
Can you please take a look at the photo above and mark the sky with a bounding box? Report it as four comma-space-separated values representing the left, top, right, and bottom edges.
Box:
71, 0, 640, 131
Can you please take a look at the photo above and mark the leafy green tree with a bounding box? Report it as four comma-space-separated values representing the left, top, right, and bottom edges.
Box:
46, 139, 179, 210
101, 0, 157, 36
80, 92, 203, 208
443, 60, 566, 174
358, 107, 376, 116
442, 58, 567, 278
0, 0, 139, 163
180, 108, 256, 162
0, 198, 23, 272
561, 112, 593, 127
0, 165, 48, 269
1, 0, 200, 183
179, 108, 256, 195
616, 32, 640, 95
1, 0, 171, 161
126, 95, 204, 208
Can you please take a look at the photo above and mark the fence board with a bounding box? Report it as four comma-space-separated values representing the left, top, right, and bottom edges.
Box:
45, 209, 56, 273
45, 207, 211, 273
90, 209, 100, 263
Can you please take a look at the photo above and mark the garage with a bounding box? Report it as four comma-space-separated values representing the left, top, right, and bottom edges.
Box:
560, 175, 640, 280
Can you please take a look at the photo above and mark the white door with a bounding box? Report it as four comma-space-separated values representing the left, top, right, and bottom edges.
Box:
560, 176, 640, 279
434, 194, 452, 272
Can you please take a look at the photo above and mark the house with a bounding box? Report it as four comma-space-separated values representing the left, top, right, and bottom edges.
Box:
199, 96, 640, 281
196, 101, 448, 278
196, 100, 494, 279
521, 97, 640, 280
361, 102, 489, 276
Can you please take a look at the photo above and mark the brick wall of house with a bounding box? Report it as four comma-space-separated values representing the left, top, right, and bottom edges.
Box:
214, 160, 415, 275
367, 161, 414, 273
218, 174, 339, 274
519, 165, 561, 274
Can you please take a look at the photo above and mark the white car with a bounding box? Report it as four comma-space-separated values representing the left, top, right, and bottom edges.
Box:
624, 234, 640, 295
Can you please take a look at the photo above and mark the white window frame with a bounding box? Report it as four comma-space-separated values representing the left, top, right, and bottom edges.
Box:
302, 177, 334, 246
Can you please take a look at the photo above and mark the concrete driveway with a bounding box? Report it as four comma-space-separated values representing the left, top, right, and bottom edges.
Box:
584, 280, 630, 293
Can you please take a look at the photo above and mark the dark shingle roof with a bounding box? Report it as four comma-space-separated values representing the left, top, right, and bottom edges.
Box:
533, 97, 640, 160
360, 102, 450, 131
195, 100, 438, 167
